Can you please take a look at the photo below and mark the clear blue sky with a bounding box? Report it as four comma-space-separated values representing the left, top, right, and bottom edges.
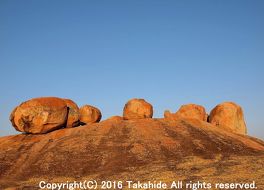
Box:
0, 0, 263, 138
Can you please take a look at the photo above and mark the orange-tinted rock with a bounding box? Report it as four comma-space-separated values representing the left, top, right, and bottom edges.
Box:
79, 105, 102, 124
123, 98, 153, 120
10, 97, 68, 134
10, 106, 19, 132
164, 110, 179, 120
164, 104, 207, 121
106, 116, 123, 121
0, 118, 263, 189
209, 102, 247, 135
63, 99, 80, 128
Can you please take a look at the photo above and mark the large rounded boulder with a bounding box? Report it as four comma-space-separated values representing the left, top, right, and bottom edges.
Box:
63, 99, 80, 128
209, 102, 247, 135
164, 104, 207, 121
123, 98, 153, 120
10, 97, 68, 134
79, 105, 102, 124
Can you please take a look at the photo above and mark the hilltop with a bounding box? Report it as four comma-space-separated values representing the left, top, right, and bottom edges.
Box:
0, 118, 263, 189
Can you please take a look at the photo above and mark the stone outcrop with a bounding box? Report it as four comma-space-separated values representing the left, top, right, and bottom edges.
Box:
63, 99, 80, 128
1, 118, 263, 189
209, 102, 247, 135
123, 98, 153, 120
164, 104, 207, 121
9, 97, 248, 136
105, 116, 123, 121
79, 105, 102, 124
10, 97, 68, 134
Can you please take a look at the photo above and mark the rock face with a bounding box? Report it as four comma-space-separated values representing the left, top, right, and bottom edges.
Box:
105, 115, 123, 121
63, 99, 80, 128
164, 104, 207, 121
0, 118, 263, 189
209, 102, 247, 135
123, 98, 153, 120
9, 97, 68, 134
79, 105, 102, 124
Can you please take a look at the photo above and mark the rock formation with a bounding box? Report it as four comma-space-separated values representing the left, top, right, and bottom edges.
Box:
9, 97, 68, 134
164, 104, 207, 121
209, 102, 247, 135
79, 105, 102, 124
63, 99, 80, 128
105, 115, 123, 121
3, 97, 262, 189
123, 98, 153, 120
9, 97, 248, 136
0, 118, 263, 189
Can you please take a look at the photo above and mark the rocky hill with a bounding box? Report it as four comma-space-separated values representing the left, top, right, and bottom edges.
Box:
1, 97, 263, 189
0, 118, 264, 189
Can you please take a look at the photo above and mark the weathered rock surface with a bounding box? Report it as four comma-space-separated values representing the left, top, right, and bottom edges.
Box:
79, 105, 102, 124
209, 102, 247, 135
63, 99, 80, 128
0, 118, 263, 189
9, 97, 68, 134
123, 98, 153, 119
164, 104, 207, 121
104, 115, 123, 121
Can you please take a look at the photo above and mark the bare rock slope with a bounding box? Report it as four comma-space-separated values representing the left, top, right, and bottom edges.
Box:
0, 118, 264, 189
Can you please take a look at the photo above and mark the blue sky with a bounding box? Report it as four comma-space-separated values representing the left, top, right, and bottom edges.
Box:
0, 0, 264, 138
